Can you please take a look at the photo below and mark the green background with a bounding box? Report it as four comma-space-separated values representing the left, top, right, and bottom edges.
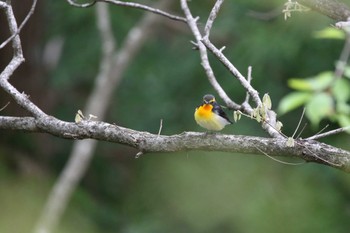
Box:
1, 0, 350, 232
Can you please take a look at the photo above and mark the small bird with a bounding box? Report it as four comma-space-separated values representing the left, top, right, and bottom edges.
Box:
194, 94, 232, 131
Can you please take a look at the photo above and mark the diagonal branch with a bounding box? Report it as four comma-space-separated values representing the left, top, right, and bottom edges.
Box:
66, 0, 187, 23
180, 0, 240, 110
298, 0, 350, 21
201, 37, 262, 107
181, 0, 281, 138
204, 0, 224, 37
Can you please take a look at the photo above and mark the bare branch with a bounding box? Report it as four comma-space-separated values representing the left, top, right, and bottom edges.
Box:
1, 116, 350, 172
33, 3, 116, 233
67, 0, 187, 23
0, 0, 24, 80
33, 1, 179, 233
243, 66, 252, 105
180, 0, 240, 110
201, 36, 262, 107
0, 1, 46, 118
306, 125, 350, 140
102, 0, 187, 22
181, 0, 282, 138
66, 0, 96, 8
298, 0, 350, 21
0, 0, 38, 49
204, 0, 224, 37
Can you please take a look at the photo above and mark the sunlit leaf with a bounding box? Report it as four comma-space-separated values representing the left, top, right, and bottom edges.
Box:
262, 93, 272, 110
305, 93, 333, 127
313, 27, 345, 40
288, 72, 333, 91
75, 109, 84, 123
278, 92, 312, 115
276, 121, 283, 132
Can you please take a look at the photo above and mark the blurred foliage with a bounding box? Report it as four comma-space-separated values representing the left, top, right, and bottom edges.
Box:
1, 0, 350, 233
278, 27, 350, 129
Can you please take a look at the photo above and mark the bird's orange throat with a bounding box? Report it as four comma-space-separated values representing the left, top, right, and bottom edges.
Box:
196, 104, 213, 118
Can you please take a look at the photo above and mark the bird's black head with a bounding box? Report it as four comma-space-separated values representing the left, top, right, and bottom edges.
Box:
203, 94, 216, 104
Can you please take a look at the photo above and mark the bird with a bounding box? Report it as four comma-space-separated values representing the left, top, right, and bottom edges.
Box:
194, 94, 232, 131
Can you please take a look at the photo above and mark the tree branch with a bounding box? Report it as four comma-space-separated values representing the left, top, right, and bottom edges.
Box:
33, 1, 177, 233
201, 36, 262, 107
298, 0, 350, 21
66, 0, 187, 23
180, 0, 241, 110
0, 0, 38, 49
181, 0, 281, 138
1, 115, 350, 172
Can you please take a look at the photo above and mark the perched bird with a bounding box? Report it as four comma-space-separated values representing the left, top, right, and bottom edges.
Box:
194, 94, 232, 131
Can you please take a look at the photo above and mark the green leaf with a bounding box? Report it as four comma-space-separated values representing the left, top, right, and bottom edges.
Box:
278, 92, 312, 115
288, 71, 333, 91
332, 78, 350, 102
305, 93, 334, 127
313, 27, 345, 40
336, 102, 350, 115
344, 66, 350, 79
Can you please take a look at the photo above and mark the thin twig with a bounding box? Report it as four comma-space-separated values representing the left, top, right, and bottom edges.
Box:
255, 146, 305, 166
101, 0, 187, 22
0, 0, 38, 49
157, 118, 163, 137
311, 124, 329, 138
292, 108, 305, 138
204, 0, 224, 37
306, 125, 350, 140
0, 102, 10, 111
67, 0, 187, 22
243, 66, 252, 105
296, 123, 307, 139
66, 0, 96, 8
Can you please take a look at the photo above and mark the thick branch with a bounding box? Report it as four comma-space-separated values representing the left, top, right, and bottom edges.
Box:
1, 116, 349, 172
298, 0, 350, 21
